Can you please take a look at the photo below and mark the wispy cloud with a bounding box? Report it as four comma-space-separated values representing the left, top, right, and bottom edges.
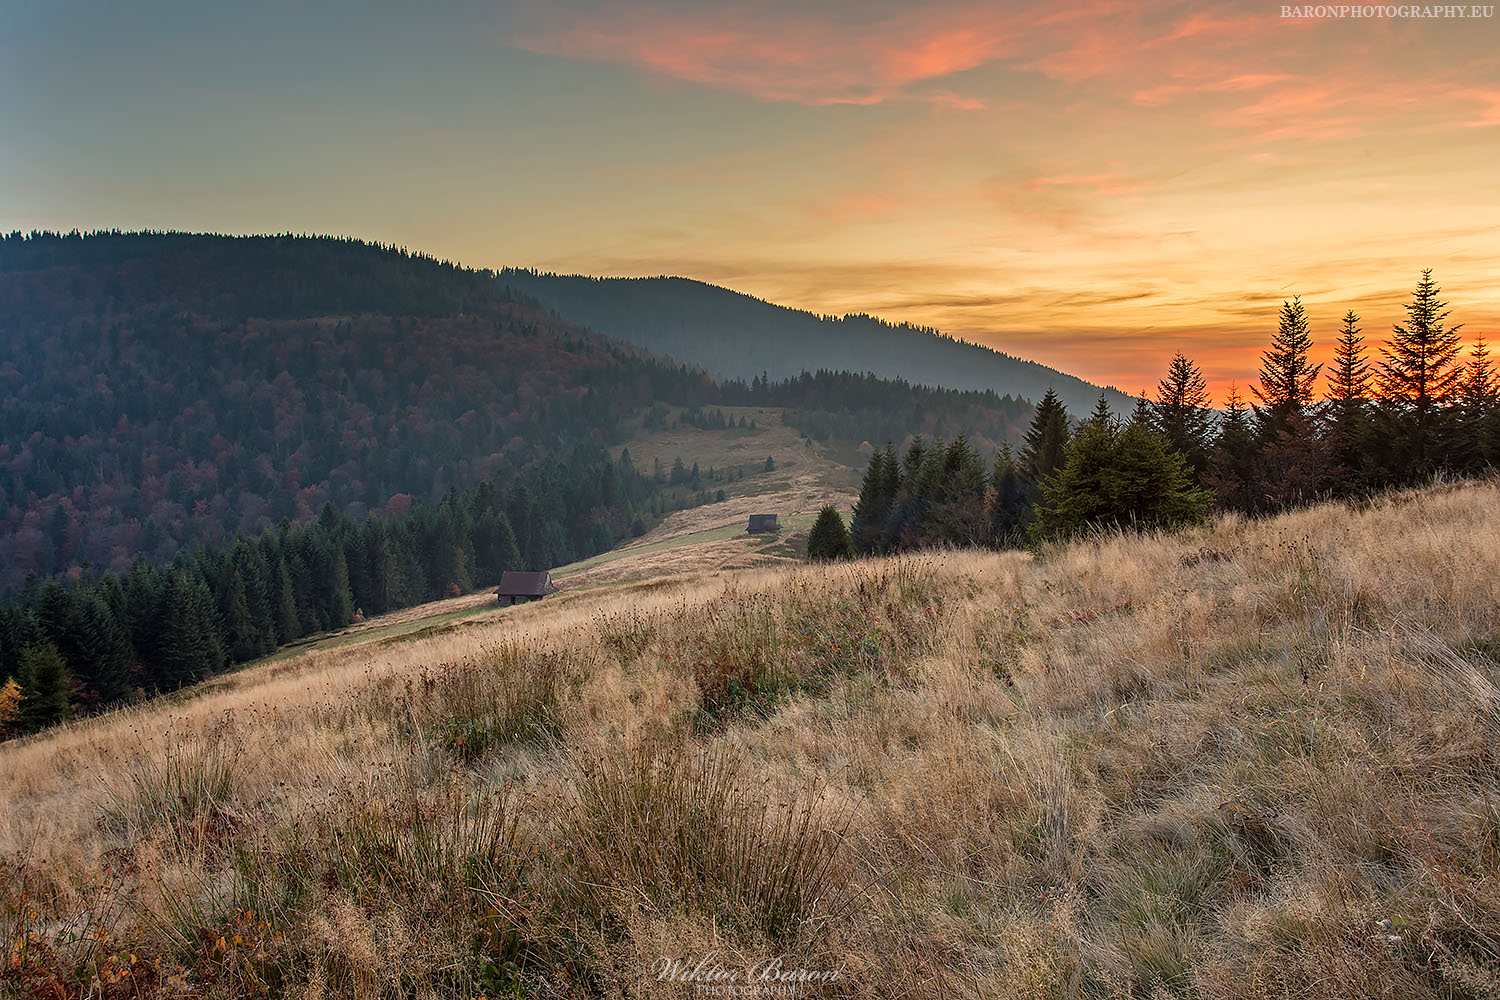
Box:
503, 0, 1500, 142
503, 1, 1026, 107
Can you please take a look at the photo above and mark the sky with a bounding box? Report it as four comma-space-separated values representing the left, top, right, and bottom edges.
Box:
2, 0, 1497, 398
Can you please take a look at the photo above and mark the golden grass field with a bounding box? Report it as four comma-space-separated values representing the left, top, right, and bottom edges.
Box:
3, 479, 1500, 999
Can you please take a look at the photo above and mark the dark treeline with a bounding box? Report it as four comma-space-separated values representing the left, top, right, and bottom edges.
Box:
0, 445, 674, 734
850, 271, 1498, 554
757, 369, 1033, 451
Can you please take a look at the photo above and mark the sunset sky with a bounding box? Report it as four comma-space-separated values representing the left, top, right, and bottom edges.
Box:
3, 0, 1497, 397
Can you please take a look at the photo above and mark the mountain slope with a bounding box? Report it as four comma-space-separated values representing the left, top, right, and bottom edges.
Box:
500, 271, 1133, 414
0, 232, 723, 588
3, 481, 1494, 996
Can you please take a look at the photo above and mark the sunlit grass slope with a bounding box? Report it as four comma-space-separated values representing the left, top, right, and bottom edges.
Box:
2, 480, 1498, 999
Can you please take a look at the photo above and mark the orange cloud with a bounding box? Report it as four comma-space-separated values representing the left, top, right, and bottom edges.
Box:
503, 1, 1497, 144
504, 2, 1027, 107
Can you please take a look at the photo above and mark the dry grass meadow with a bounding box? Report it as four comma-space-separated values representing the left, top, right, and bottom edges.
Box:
3, 480, 1500, 998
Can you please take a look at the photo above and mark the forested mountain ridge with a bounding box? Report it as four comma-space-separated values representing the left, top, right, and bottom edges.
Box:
0, 231, 717, 589
499, 270, 1133, 414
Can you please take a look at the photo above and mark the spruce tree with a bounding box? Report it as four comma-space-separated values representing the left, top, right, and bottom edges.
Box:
71, 593, 134, 705
221, 569, 260, 662
1153, 354, 1213, 477
1019, 388, 1070, 482
237, 539, 276, 655
124, 562, 162, 669
328, 548, 355, 626
878, 440, 900, 501
1255, 410, 1334, 510
272, 557, 300, 644
1457, 335, 1497, 470
925, 435, 989, 547
988, 444, 1031, 547
588, 517, 614, 555
473, 510, 521, 584
806, 506, 853, 562
1206, 385, 1257, 512
1323, 310, 1374, 490
156, 572, 225, 689
1378, 270, 1464, 477
1253, 297, 1322, 442
851, 445, 894, 555
0, 604, 18, 686
17, 642, 72, 732
1086, 393, 1116, 432
1130, 394, 1152, 429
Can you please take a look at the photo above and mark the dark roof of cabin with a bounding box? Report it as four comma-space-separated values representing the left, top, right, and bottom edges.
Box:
747, 513, 779, 528
497, 571, 552, 596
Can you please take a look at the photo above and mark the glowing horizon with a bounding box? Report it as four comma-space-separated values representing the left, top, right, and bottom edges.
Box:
1, 1, 1496, 401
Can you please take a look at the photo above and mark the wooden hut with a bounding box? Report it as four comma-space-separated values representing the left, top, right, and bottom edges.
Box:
496, 571, 556, 606
746, 514, 781, 534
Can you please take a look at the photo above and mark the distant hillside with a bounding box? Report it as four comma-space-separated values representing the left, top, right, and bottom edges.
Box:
499, 271, 1132, 414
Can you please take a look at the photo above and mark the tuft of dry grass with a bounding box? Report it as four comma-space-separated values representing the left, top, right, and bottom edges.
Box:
2, 479, 1500, 998
563, 739, 851, 944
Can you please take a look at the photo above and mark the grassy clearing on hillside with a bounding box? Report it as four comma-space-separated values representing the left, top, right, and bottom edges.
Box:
3, 481, 1499, 999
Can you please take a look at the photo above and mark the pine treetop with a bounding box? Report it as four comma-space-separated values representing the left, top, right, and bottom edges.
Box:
1253, 297, 1322, 432
1380, 269, 1465, 408
1327, 310, 1372, 403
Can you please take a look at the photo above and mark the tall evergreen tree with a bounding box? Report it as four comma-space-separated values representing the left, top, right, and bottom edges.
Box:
1086, 393, 1116, 432
17, 642, 72, 732
328, 547, 355, 626
156, 572, 225, 690
1457, 334, 1497, 470
1252, 297, 1322, 442
1255, 410, 1335, 510
473, 510, 521, 585
124, 562, 162, 666
1323, 310, 1375, 491
1019, 389, 1070, 482
926, 435, 989, 547
70, 593, 135, 706
1153, 354, 1213, 477
1206, 385, 1257, 512
1129, 394, 1152, 429
271, 557, 301, 644
851, 444, 896, 556
221, 569, 261, 663
1378, 270, 1464, 478
987, 444, 1031, 547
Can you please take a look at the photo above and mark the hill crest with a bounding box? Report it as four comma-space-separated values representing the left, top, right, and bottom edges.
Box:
500, 269, 1133, 415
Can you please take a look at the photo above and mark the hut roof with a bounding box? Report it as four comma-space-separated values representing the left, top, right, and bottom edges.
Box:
747, 513, 780, 532
497, 571, 553, 597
